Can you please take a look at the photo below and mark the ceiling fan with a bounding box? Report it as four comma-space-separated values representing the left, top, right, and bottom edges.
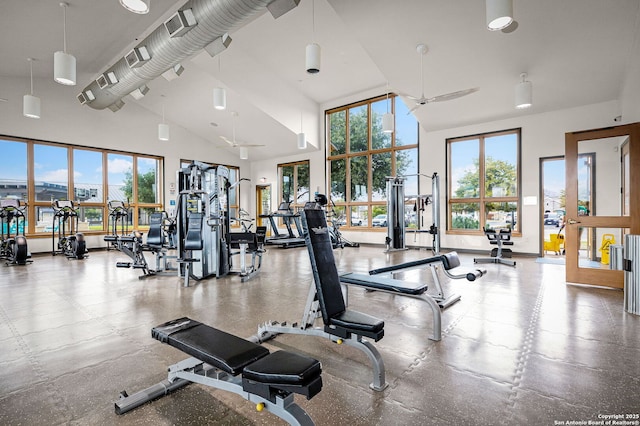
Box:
220, 111, 265, 148
401, 44, 479, 114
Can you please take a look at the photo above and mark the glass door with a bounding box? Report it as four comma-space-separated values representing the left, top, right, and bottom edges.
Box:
564, 123, 640, 288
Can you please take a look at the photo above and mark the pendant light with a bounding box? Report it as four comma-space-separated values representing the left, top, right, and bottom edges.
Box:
486, 0, 513, 31
305, 0, 320, 74
119, 0, 150, 14
213, 57, 226, 110
297, 80, 307, 149
158, 96, 169, 141
239, 146, 249, 160
382, 83, 394, 133
23, 58, 41, 119
515, 72, 532, 109
54, 2, 76, 86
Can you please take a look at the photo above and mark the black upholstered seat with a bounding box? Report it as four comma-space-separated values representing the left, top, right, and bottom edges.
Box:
152, 318, 269, 375
145, 212, 164, 249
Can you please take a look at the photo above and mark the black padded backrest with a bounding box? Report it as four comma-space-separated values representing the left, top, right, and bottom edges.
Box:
255, 226, 267, 244
184, 213, 204, 251
146, 212, 164, 246
440, 251, 461, 269
301, 207, 346, 323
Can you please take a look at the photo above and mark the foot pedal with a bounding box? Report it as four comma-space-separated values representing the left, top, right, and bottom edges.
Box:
116, 262, 132, 268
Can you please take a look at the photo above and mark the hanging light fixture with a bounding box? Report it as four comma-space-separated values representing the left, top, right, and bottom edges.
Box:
158, 96, 169, 141
119, 0, 150, 14
305, 0, 320, 74
239, 146, 249, 160
486, 0, 513, 31
382, 84, 394, 133
23, 58, 41, 119
54, 2, 76, 86
515, 72, 532, 109
298, 80, 307, 149
213, 57, 227, 110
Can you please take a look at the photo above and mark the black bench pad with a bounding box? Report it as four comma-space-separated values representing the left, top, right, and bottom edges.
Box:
369, 251, 461, 275
329, 310, 384, 341
104, 236, 118, 242
242, 350, 321, 385
340, 273, 428, 296
152, 318, 269, 376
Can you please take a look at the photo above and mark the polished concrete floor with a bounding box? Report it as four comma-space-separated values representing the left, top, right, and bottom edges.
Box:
1, 245, 639, 426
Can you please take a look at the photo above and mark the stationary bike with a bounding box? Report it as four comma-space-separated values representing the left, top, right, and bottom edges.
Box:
51, 200, 87, 259
0, 199, 31, 266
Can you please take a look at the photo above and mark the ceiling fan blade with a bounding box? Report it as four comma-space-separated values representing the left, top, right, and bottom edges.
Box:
406, 103, 421, 114
238, 144, 266, 148
427, 87, 479, 103
397, 91, 420, 101
220, 135, 236, 147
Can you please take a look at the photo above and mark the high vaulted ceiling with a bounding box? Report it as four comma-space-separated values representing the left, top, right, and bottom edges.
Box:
1, 0, 639, 160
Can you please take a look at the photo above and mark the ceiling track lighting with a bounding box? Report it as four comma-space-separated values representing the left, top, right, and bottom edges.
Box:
23, 58, 41, 119
119, 0, 149, 14
54, 2, 76, 86
305, 0, 320, 74
486, 0, 513, 31
515, 72, 532, 109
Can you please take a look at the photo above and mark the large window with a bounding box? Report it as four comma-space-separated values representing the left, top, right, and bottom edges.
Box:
279, 161, 309, 211
327, 94, 418, 228
0, 135, 163, 235
447, 129, 521, 234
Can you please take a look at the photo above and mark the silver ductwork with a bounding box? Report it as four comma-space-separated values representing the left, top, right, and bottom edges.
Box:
79, 0, 299, 110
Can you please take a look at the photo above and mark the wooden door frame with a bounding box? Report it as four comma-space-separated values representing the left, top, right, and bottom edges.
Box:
565, 122, 640, 287
256, 184, 271, 229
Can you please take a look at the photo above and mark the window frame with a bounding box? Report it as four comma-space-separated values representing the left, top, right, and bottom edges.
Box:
278, 160, 310, 213
446, 128, 522, 236
0, 134, 164, 236
326, 94, 419, 228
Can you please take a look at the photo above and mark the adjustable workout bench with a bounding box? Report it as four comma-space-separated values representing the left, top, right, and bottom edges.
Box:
474, 227, 516, 267
115, 317, 322, 426
254, 204, 387, 391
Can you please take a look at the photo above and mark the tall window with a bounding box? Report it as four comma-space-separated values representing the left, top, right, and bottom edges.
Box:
447, 129, 521, 234
327, 94, 418, 228
0, 135, 163, 234
279, 161, 309, 211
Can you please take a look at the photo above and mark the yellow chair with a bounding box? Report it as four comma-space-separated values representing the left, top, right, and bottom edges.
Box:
544, 233, 565, 255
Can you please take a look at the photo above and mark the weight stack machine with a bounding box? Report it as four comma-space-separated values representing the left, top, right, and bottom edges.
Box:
386, 176, 406, 252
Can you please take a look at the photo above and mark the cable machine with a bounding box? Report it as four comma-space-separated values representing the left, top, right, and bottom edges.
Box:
385, 173, 441, 254
176, 161, 230, 285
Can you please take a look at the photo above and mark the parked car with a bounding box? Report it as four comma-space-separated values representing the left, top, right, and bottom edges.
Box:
351, 215, 363, 226
372, 214, 387, 227
544, 213, 561, 227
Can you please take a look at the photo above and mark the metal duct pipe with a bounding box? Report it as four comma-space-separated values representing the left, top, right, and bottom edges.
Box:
80, 0, 298, 110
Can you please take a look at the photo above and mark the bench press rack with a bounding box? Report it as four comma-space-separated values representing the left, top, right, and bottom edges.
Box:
253, 205, 388, 392
115, 317, 322, 425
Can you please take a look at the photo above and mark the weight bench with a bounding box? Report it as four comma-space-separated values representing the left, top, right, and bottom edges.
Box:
115, 318, 322, 425
368, 251, 485, 308
254, 204, 387, 391
474, 227, 516, 267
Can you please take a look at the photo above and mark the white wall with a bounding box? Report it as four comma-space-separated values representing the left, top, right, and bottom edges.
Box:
0, 74, 250, 253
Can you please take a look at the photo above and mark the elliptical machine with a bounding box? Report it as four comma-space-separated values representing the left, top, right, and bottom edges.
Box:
51, 200, 87, 259
0, 199, 31, 266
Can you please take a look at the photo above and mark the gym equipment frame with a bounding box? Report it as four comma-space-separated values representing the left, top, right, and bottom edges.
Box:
254, 204, 387, 391
0, 199, 31, 266
115, 317, 322, 425
51, 200, 87, 259
474, 227, 517, 267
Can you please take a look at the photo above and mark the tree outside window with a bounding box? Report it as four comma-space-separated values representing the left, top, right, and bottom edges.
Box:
447, 129, 520, 234
327, 94, 418, 228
